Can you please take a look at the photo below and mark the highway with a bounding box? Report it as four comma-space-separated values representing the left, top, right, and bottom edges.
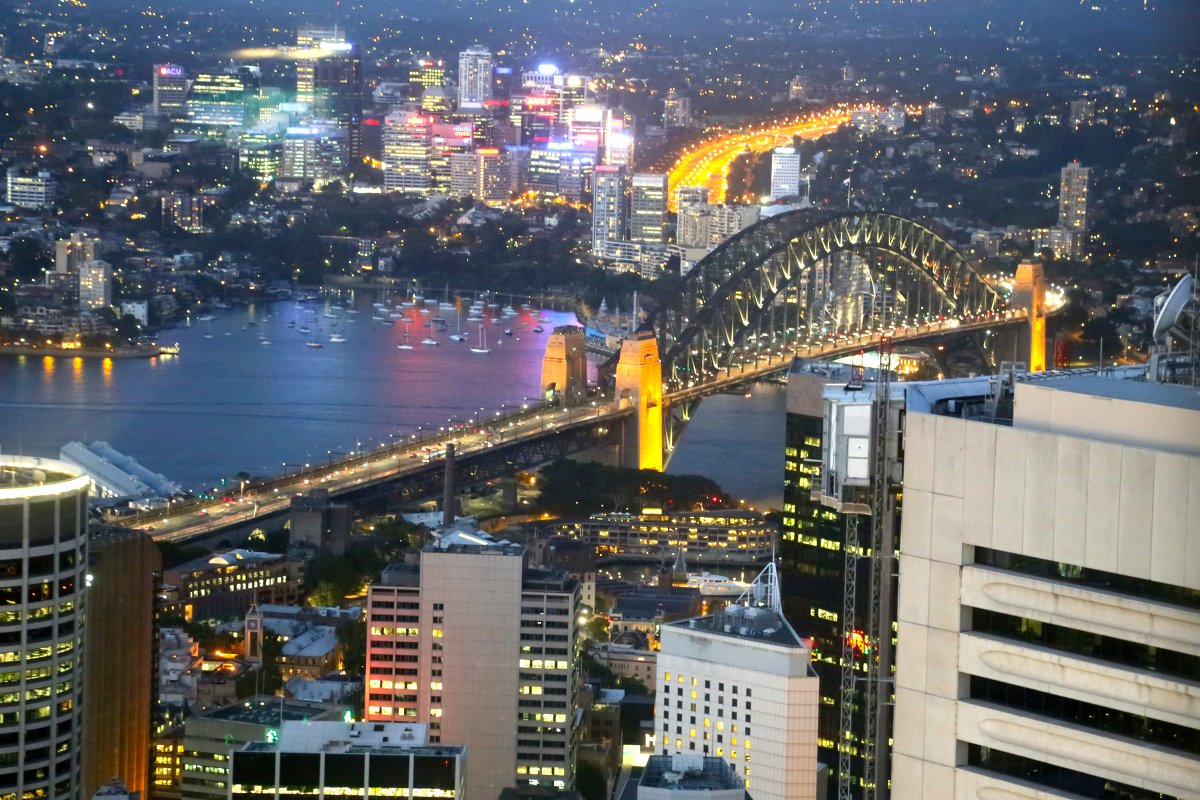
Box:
667, 107, 854, 209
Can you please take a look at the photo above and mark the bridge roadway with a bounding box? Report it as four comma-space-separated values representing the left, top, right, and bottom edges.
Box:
122, 401, 631, 544
121, 310, 1023, 544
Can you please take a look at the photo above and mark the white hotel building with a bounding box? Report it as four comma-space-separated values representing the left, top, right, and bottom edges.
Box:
656, 564, 821, 800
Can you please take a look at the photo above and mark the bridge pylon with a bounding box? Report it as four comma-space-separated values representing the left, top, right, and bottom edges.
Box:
615, 327, 664, 471
541, 326, 589, 405
1013, 260, 1048, 372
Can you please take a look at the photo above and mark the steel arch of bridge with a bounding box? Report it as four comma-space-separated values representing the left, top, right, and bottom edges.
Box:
631, 210, 1002, 393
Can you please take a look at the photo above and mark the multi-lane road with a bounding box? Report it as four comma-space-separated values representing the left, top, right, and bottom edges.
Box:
667, 107, 854, 209
121, 401, 629, 543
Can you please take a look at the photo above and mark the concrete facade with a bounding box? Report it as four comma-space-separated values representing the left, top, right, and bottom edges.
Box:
891, 377, 1200, 800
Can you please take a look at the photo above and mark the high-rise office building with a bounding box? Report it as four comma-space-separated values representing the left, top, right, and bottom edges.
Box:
0, 456, 89, 799
592, 165, 626, 257
770, 147, 802, 200
630, 173, 668, 246
237, 130, 283, 181
382, 111, 432, 194
1058, 161, 1090, 232
78, 259, 112, 311
408, 57, 447, 92
449, 148, 514, 205
365, 531, 582, 800
280, 124, 348, 189
779, 361, 876, 797
183, 71, 247, 136
457, 45, 494, 111
153, 64, 188, 117
604, 108, 636, 167
311, 43, 363, 166
295, 24, 344, 108
891, 371, 1200, 800
82, 529, 162, 799
656, 564, 822, 800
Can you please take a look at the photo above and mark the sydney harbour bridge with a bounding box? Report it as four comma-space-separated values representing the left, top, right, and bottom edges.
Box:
119, 208, 1042, 543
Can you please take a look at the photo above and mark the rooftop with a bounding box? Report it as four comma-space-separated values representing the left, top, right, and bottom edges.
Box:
1027, 371, 1200, 412
0, 456, 87, 497
640, 755, 745, 791
240, 721, 464, 756
200, 696, 340, 726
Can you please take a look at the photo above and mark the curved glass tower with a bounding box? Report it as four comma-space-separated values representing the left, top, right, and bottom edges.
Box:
0, 456, 88, 799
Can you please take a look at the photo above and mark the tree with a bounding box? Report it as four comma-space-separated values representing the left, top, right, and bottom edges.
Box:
576, 763, 608, 800
337, 618, 367, 677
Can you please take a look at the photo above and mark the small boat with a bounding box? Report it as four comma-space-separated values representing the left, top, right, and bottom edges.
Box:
223, 332, 232, 337
503, 328, 513, 337
298, 326, 311, 334
421, 337, 438, 346
197, 314, 215, 322
213, 301, 231, 310
380, 319, 394, 326
449, 333, 467, 342
467, 315, 484, 323
537, 315, 552, 323
491, 318, 503, 325
397, 343, 413, 350
418, 307, 431, 315
502, 305, 517, 317
389, 311, 405, 319
330, 334, 347, 343
470, 325, 490, 354
203, 333, 213, 339
260, 340, 272, 345
307, 341, 324, 349
533, 326, 544, 333
288, 320, 296, 327
323, 312, 338, 319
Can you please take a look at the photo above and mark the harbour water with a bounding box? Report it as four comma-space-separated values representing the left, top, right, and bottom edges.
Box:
0, 293, 787, 507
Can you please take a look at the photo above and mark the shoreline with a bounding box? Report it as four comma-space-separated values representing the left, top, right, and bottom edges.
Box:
0, 344, 173, 360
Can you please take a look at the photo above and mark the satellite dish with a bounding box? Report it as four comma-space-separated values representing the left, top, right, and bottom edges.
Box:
1151, 274, 1193, 343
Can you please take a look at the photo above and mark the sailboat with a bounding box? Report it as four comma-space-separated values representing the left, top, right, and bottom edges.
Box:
420, 323, 438, 346
470, 325, 490, 354
397, 322, 414, 350
448, 314, 468, 342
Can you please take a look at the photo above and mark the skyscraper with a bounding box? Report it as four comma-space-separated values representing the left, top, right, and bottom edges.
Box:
663, 87, 692, 129
457, 45, 494, 111
364, 530, 581, 800
770, 147, 802, 200
152, 64, 188, 117
82, 529, 162, 799
312, 43, 364, 166
630, 172, 668, 245
183, 71, 247, 137
0, 456, 89, 799
592, 165, 626, 257
656, 563, 822, 800
891, 371, 1200, 800
295, 24, 344, 108
382, 111, 432, 194
1058, 161, 1090, 232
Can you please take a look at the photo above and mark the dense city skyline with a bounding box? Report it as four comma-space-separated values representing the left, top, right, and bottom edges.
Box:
0, 0, 1196, 799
